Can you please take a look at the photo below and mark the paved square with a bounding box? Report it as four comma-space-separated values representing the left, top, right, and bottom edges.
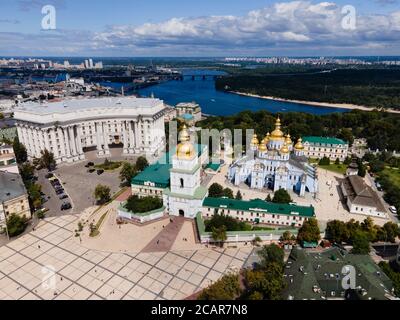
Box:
0, 215, 253, 300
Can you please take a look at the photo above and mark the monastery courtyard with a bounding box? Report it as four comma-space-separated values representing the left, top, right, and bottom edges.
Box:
210, 163, 389, 228
0, 201, 252, 300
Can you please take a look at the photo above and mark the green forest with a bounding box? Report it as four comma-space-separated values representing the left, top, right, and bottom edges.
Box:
216, 68, 400, 110
197, 109, 400, 152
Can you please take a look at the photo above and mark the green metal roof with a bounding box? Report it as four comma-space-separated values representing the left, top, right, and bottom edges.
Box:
205, 162, 221, 171
131, 144, 207, 188
131, 163, 171, 188
303, 136, 347, 146
202, 197, 315, 218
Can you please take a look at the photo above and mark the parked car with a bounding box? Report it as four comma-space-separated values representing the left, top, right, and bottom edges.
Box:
61, 203, 72, 211
59, 194, 68, 200
56, 189, 65, 195
88, 169, 96, 173
45, 173, 54, 179
389, 206, 397, 214
97, 169, 104, 175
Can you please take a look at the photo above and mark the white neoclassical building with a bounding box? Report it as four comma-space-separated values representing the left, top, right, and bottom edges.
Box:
13, 97, 167, 164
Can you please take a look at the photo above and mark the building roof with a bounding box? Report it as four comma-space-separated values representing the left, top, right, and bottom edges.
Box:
283, 247, 394, 300
16, 97, 163, 115
0, 171, 27, 203
131, 144, 207, 188
202, 197, 315, 218
303, 136, 347, 146
341, 176, 386, 212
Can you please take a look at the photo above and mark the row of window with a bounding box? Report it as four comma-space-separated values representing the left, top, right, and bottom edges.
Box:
206, 207, 304, 221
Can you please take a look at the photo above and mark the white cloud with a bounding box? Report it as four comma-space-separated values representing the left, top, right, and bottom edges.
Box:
1, 1, 400, 56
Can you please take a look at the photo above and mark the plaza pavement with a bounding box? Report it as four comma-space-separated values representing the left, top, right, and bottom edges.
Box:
0, 213, 253, 300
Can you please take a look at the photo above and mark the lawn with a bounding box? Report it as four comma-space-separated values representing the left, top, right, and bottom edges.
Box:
381, 167, 400, 188
318, 163, 347, 175
94, 160, 123, 171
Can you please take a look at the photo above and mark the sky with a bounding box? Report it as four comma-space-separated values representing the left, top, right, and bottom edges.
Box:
0, 0, 399, 57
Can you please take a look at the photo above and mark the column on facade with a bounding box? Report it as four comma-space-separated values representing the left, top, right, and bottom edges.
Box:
43, 129, 51, 152
129, 121, 135, 153
134, 120, 141, 152
68, 126, 78, 157
50, 128, 60, 159
122, 121, 129, 154
102, 121, 110, 155
59, 127, 70, 158
38, 129, 46, 152
96, 122, 103, 154
75, 125, 84, 157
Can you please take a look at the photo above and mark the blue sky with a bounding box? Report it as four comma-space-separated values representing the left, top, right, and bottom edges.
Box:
0, 0, 399, 56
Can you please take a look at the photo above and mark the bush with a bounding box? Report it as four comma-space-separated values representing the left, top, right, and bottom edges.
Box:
272, 189, 292, 204
7, 214, 28, 237
198, 273, 241, 300
125, 195, 163, 213
319, 157, 330, 166
205, 214, 251, 232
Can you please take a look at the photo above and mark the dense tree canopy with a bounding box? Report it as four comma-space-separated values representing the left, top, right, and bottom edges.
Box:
94, 184, 111, 205
297, 218, 321, 243
125, 195, 163, 213
272, 189, 292, 204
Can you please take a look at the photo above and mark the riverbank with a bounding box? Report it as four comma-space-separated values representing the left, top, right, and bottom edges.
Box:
231, 91, 400, 114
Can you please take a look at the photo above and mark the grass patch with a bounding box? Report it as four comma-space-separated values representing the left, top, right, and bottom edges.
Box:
318, 163, 347, 175
381, 167, 400, 188
89, 211, 108, 237
94, 160, 123, 171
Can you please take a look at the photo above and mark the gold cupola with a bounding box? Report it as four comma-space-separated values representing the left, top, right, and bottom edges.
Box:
264, 132, 271, 144
258, 139, 268, 152
176, 125, 195, 159
250, 134, 259, 146
280, 142, 289, 154
285, 134, 293, 145
294, 138, 304, 150
270, 117, 284, 140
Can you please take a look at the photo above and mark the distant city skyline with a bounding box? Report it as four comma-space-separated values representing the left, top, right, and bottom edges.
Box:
0, 0, 399, 57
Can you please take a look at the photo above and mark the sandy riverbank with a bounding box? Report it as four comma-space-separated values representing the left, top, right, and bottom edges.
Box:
231, 91, 400, 114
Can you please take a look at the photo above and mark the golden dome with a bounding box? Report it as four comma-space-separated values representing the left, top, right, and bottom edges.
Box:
258, 139, 268, 152
250, 134, 259, 146
176, 125, 195, 159
270, 117, 284, 140
285, 134, 293, 145
294, 138, 304, 150
178, 125, 190, 142
264, 132, 271, 143
177, 142, 195, 159
280, 142, 289, 154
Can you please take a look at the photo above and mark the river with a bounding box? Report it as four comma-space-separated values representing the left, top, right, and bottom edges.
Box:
137, 69, 349, 116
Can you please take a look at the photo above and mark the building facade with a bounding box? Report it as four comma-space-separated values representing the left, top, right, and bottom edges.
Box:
0, 172, 31, 232
228, 117, 318, 197
176, 102, 202, 123
341, 175, 386, 218
303, 136, 349, 162
13, 97, 167, 164
0, 144, 19, 174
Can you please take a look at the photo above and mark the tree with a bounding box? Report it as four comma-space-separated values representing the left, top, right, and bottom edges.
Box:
319, 156, 330, 166
27, 183, 43, 210
37, 149, 56, 171
19, 163, 35, 183
135, 156, 149, 172
0, 112, 4, 120
297, 218, 321, 243
257, 244, 284, 269
382, 222, 400, 243
326, 220, 349, 244
235, 190, 243, 200
211, 226, 227, 247
335, 158, 340, 165
6, 214, 28, 237
198, 273, 241, 300
358, 164, 366, 177
119, 163, 137, 185
13, 137, 27, 164
222, 188, 234, 199
125, 195, 163, 213
280, 230, 293, 242
351, 230, 371, 254
265, 194, 272, 202
94, 184, 111, 205
208, 183, 224, 198
272, 189, 292, 204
